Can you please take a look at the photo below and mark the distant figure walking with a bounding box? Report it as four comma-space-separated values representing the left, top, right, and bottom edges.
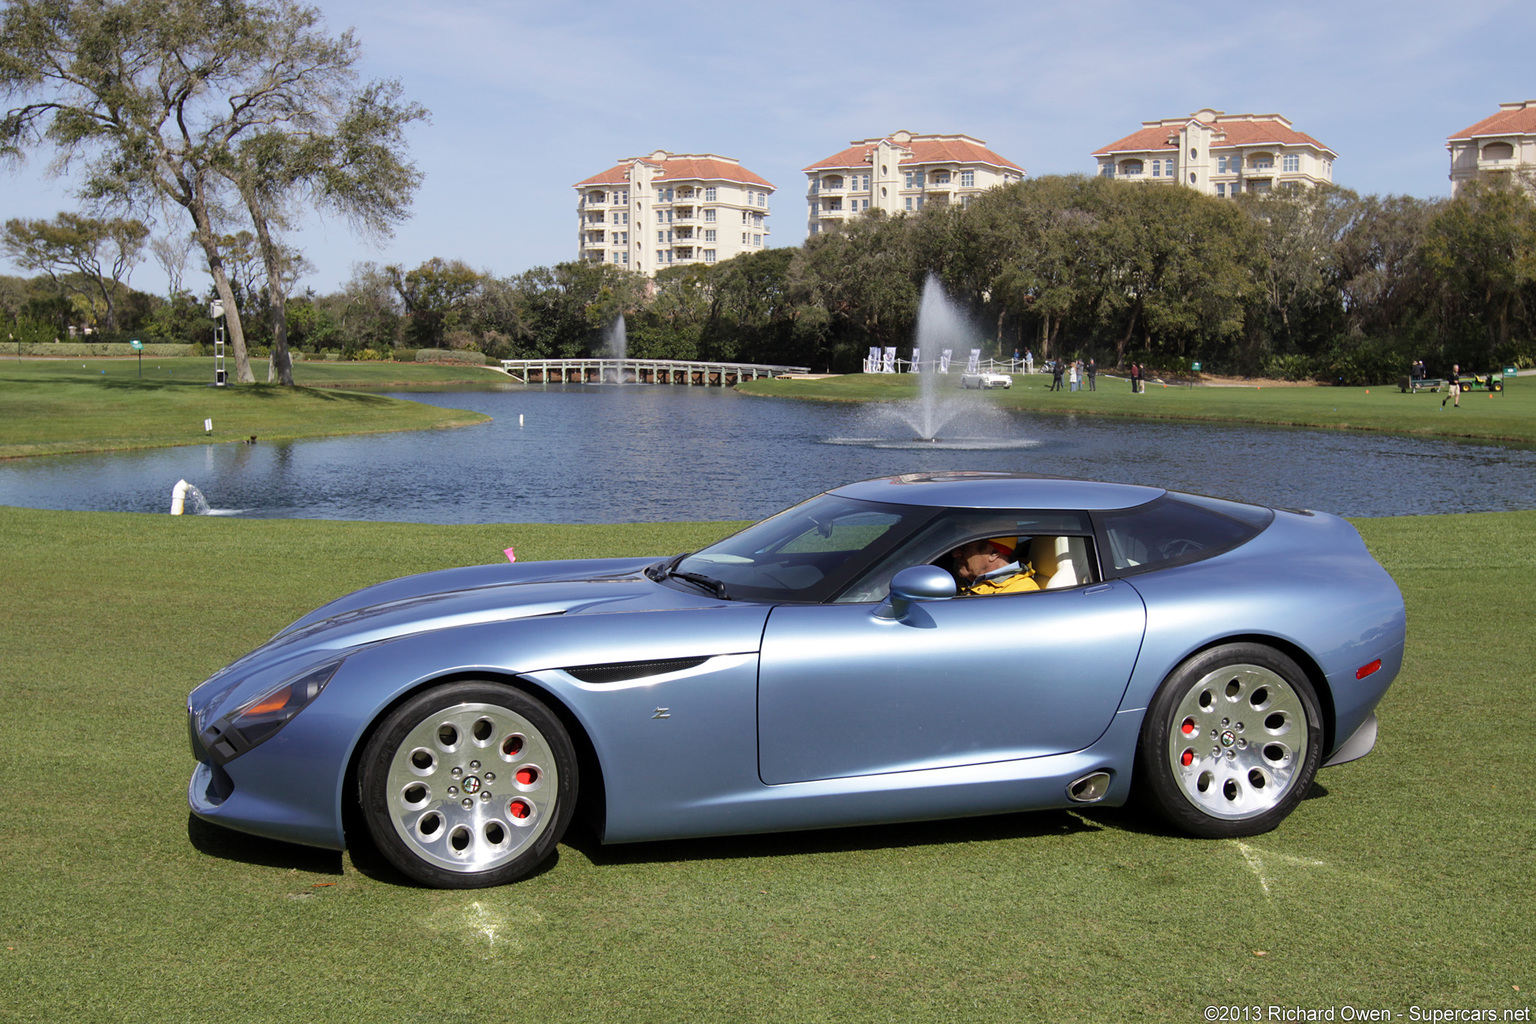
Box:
1442, 364, 1461, 409
1087, 358, 1097, 391
1050, 360, 1064, 391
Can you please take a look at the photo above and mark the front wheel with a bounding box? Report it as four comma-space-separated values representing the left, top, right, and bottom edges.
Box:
358, 681, 577, 887
1136, 644, 1322, 838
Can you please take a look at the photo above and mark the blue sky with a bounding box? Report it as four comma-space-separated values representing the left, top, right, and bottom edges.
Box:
4, 0, 1533, 297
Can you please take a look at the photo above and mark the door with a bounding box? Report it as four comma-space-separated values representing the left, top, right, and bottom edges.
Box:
757, 581, 1146, 785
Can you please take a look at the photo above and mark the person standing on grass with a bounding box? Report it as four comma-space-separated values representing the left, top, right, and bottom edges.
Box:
1442, 364, 1461, 409
1087, 358, 1096, 391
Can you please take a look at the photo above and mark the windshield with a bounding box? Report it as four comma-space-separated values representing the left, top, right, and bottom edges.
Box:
673, 494, 936, 602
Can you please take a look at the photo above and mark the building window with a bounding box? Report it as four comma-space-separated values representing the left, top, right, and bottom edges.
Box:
1283, 153, 1300, 172
1151, 159, 1162, 177
961, 170, 974, 187
1251, 155, 1273, 170
742, 232, 749, 244
1483, 142, 1515, 161
757, 192, 766, 207
704, 249, 716, 263
704, 209, 716, 222
905, 197, 913, 210
704, 229, 716, 242
1216, 183, 1226, 197
657, 230, 665, 244
1217, 156, 1227, 173
1121, 160, 1143, 176
621, 252, 629, 265
1101, 164, 1114, 179
705, 187, 717, 201
862, 174, 871, 190
933, 170, 950, 184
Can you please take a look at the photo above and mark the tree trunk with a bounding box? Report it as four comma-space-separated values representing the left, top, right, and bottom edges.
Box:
247, 203, 293, 385
1117, 296, 1142, 368
187, 203, 254, 382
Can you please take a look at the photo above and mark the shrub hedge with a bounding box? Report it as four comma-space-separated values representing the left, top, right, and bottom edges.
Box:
413, 348, 488, 365
13, 342, 198, 357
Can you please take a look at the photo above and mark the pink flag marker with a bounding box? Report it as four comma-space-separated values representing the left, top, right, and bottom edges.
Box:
504, 547, 516, 563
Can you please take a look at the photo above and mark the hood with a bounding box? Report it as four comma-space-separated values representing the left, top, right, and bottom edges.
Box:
237, 556, 724, 667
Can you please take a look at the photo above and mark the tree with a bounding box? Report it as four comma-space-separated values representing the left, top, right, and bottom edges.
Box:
0, 0, 424, 383
1239, 184, 1360, 353
387, 258, 486, 349
221, 77, 425, 383
1, 211, 147, 330
1421, 178, 1536, 362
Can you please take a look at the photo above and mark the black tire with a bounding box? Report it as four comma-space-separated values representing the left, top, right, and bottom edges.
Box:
358, 681, 577, 888
1136, 643, 1322, 838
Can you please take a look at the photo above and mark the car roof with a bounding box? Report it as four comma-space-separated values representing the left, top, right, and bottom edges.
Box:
828, 472, 1167, 512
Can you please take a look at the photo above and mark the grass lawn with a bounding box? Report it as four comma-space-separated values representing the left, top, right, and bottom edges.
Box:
0, 506, 1529, 1022
0, 357, 493, 458
742, 371, 1536, 446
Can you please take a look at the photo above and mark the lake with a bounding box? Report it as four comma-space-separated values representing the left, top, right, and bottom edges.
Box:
2, 384, 1534, 522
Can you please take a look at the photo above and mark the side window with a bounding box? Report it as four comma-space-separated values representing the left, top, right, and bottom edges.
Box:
1096, 496, 1270, 574
834, 510, 1097, 603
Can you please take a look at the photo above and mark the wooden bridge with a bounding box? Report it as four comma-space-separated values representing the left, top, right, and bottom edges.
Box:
497, 358, 810, 386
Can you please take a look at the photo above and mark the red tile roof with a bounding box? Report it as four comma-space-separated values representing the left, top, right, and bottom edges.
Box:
804, 134, 1024, 173
1449, 101, 1536, 139
575, 153, 774, 190
1093, 113, 1335, 157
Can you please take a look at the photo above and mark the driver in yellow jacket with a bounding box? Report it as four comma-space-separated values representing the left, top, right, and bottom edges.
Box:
951, 537, 1039, 595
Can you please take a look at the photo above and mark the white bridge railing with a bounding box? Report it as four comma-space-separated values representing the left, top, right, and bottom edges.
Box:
497, 358, 809, 386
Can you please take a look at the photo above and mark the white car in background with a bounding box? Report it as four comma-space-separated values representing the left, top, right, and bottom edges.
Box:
960, 372, 1012, 389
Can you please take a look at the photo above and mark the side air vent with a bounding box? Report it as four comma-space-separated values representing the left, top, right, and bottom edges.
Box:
565, 657, 709, 684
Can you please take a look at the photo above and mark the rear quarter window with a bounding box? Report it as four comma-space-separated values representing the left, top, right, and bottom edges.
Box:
1097, 495, 1270, 575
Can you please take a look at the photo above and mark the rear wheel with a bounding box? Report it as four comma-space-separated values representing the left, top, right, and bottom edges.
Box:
1137, 644, 1322, 838
359, 681, 577, 887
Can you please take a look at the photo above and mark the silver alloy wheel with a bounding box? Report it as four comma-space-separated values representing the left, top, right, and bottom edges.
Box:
383, 701, 559, 874
1164, 662, 1309, 820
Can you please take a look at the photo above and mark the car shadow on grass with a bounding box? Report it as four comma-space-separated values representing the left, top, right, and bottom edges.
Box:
187, 783, 1336, 887
566, 806, 1121, 870
186, 813, 344, 876
570, 778, 1338, 868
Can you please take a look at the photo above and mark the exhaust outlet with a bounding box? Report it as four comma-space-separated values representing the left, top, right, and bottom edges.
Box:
1067, 770, 1113, 803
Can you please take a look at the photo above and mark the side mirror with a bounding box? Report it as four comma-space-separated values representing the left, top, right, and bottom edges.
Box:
875, 564, 957, 621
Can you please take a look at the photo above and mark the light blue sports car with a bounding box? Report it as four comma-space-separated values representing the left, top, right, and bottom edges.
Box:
186, 473, 1406, 888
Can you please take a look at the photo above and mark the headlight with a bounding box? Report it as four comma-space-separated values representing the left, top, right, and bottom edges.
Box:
196, 661, 341, 766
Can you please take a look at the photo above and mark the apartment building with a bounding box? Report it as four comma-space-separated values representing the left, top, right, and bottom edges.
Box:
573, 151, 773, 276
802, 131, 1026, 235
1093, 109, 1336, 198
1447, 100, 1536, 194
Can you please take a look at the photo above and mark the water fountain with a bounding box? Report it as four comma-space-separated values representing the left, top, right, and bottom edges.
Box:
831, 275, 1036, 451
906, 274, 972, 442
605, 316, 627, 384
169, 479, 211, 515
